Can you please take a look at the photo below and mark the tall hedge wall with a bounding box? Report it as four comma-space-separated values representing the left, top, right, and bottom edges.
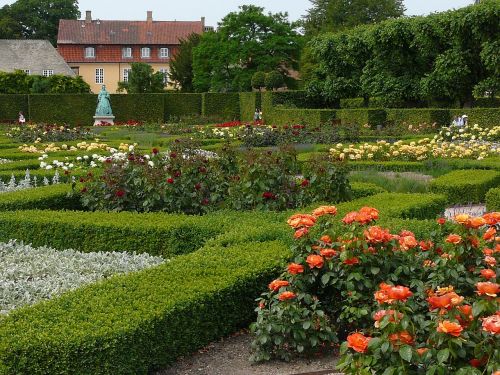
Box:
0, 94, 28, 122
270, 108, 336, 126
164, 93, 202, 119
202, 93, 240, 120
111, 94, 164, 122
239, 92, 260, 122
338, 109, 387, 127
449, 108, 500, 128
29, 94, 96, 125
386, 108, 451, 126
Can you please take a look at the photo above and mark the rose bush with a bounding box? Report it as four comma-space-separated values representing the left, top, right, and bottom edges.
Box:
251, 207, 500, 374
7, 123, 95, 143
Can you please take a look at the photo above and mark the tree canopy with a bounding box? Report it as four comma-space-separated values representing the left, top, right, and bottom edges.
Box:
303, 0, 405, 35
0, 0, 80, 45
0, 70, 90, 94
169, 33, 201, 92
192, 5, 302, 92
117, 63, 165, 94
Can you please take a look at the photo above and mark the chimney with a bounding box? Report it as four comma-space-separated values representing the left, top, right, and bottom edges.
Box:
147, 11, 153, 23
201, 17, 205, 31
85, 10, 92, 24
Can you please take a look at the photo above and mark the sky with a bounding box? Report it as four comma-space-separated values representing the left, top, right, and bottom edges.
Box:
0, 0, 477, 26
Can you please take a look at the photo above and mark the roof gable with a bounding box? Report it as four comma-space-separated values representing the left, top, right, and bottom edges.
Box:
57, 20, 203, 45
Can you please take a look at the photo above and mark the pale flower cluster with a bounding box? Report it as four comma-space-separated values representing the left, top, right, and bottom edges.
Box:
0, 170, 60, 193
0, 240, 164, 314
0, 158, 12, 165
330, 138, 499, 161
19, 140, 113, 154
437, 124, 500, 142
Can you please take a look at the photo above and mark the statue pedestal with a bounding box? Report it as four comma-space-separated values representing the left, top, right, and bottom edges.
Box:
93, 115, 115, 126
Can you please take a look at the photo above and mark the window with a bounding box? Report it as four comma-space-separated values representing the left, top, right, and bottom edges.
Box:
159, 47, 169, 58
42, 70, 54, 77
23, 69, 31, 75
123, 68, 132, 82
141, 47, 151, 58
71, 67, 80, 75
95, 68, 104, 84
122, 47, 132, 58
159, 68, 168, 84
85, 47, 95, 58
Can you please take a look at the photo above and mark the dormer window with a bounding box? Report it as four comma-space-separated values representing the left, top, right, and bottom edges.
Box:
85, 47, 95, 58
159, 47, 169, 58
122, 47, 132, 58
141, 47, 151, 58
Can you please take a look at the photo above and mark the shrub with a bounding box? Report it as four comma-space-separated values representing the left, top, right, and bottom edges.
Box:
350, 182, 386, 199
338, 109, 387, 127
111, 94, 164, 123
485, 187, 500, 211
202, 93, 240, 120
164, 93, 202, 119
449, 108, 500, 128
0, 94, 28, 122
0, 184, 80, 211
240, 92, 261, 122
340, 98, 366, 109
430, 170, 500, 204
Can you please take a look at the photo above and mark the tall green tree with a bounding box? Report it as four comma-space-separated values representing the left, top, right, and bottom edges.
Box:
0, 0, 80, 45
169, 33, 201, 92
303, 0, 405, 35
193, 5, 301, 92
117, 63, 165, 94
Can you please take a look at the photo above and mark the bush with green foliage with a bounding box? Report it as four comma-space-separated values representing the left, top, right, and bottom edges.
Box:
0, 70, 90, 94
117, 63, 165, 93
485, 187, 500, 211
251, 72, 266, 91
430, 169, 500, 204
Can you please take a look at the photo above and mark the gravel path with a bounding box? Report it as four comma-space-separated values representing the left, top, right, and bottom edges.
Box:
158, 331, 339, 375
379, 171, 433, 182
444, 204, 487, 219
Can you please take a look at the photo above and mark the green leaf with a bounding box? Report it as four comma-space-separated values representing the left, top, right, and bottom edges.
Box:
321, 273, 330, 285
399, 345, 412, 362
302, 321, 311, 330
437, 348, 449, 363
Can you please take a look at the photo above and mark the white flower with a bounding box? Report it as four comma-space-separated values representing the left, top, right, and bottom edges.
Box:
45, 165, 53, 170
90, 161, 97, 168
148, 161, 154, 167
76, 157, 82, 161
83, 155, 89, 160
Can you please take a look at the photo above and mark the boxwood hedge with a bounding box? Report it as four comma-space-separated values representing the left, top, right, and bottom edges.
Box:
0, 184, 79, 211
430, 169, 500, 204
486, 187, 500, 211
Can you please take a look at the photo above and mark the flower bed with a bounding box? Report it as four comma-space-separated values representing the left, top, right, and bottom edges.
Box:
0, 158, 11, 164
6, 124, 95, 143
251, 206, 500, 373
0, 240, 163, 315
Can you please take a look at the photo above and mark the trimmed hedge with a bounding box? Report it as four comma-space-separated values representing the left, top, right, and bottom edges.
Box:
110, 94, 164, 122
239, 92, 260, 122
473, 97, 500, 108
202, 93, 240, 120
0, 192, 448, 374
0, 159, 41, 171
350, 182, 386, 199
0, 184, 80, 211
386, 108, 451, 126
486, 187, 500, 211
340, 98, 366, 109
430, 169, 500, 204
0, 95, 28, 122
338, 108, 387, 127
29, 94, 96, 125
270, 108, 336, 126
164, 93, 202, 119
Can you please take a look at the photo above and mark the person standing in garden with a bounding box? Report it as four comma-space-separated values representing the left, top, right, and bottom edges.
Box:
254, 108, 260, 122
18, 112, 25, 125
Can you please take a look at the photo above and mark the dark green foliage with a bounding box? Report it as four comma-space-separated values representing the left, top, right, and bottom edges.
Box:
0, 184, 80, 211
386, 108, 451, 126
473, 97, 500, 107
305, 2, 500, 106
430, 169, 500, 204
202, 93, 240, 119
29, 94, 96, 125
486, 187, 500, 211
340, 98, 366, 108
164, 93, 202, 119
0, 71, 90, 94
111, 94, 164, 122
0, 0, 80, 45
169, 33, 201, 92
193, 5, 301, 92
117, 63, 165, 93
338, 109, 387, 127
0, 94, 28, 121
240, 92, 260, 122
269, 108, 336, 126
350, 182, 386, 199
265, 71, 285, 91
251, 72, 266, 91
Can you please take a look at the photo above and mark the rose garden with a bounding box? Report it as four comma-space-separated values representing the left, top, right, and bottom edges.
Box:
0, 1, 499, 375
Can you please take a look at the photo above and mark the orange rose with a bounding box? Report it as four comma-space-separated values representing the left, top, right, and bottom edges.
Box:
437, 320, 463, 337
484, 248, 494, 256
287, 263, 304, 275
436, 218, 446, 225
419, 240, 433, 251
278, 291, 296, 301
456, 305, 473, 327
428, 294, 452, 310
306, 254, 324, 269
287, 214, 317, 229
346, 332, 371, 353
343, 257, 360, 266
269, 279, 289, 292
388, 285, 413, 302
454, 214, 470, 224
320, 235, 332, 244
364, 226, 392, 244
320, 248, 337, 258
399, 235, 418, 251
312, 205, 337, 217
467, 217, 486, 229
476, 282, 500, 297
481, 314, 500, 335
359, 206, 379, 221
342, 211, 358, 225
373, 309, 403, 327
484, 227, 497, 241
483, 212, 500, 226
294, 227, 309, 239
485, 256, 497, 267
446, 234, 462, 245
389, 331, 414, 346
416, 348, 429, 356
480, 269, 496, 280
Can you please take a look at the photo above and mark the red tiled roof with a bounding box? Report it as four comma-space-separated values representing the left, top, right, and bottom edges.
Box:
57, 20, 203, 45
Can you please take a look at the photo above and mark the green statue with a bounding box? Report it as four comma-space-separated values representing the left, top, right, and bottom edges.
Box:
95, 85, 113, 116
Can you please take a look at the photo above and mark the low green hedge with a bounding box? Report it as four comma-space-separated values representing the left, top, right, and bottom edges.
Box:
386, 108, 451, 126
0, 192, 448, 374
347, 161, 426, 172
0, 184, 79, 211
350, 182, 386, 199
486, 187, 500, 211
430, 169, 500, 204
0, 159, 41, 171
338, 108, 387, 127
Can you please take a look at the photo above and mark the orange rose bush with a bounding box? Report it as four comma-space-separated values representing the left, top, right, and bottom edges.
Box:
251, 207, 500, 373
